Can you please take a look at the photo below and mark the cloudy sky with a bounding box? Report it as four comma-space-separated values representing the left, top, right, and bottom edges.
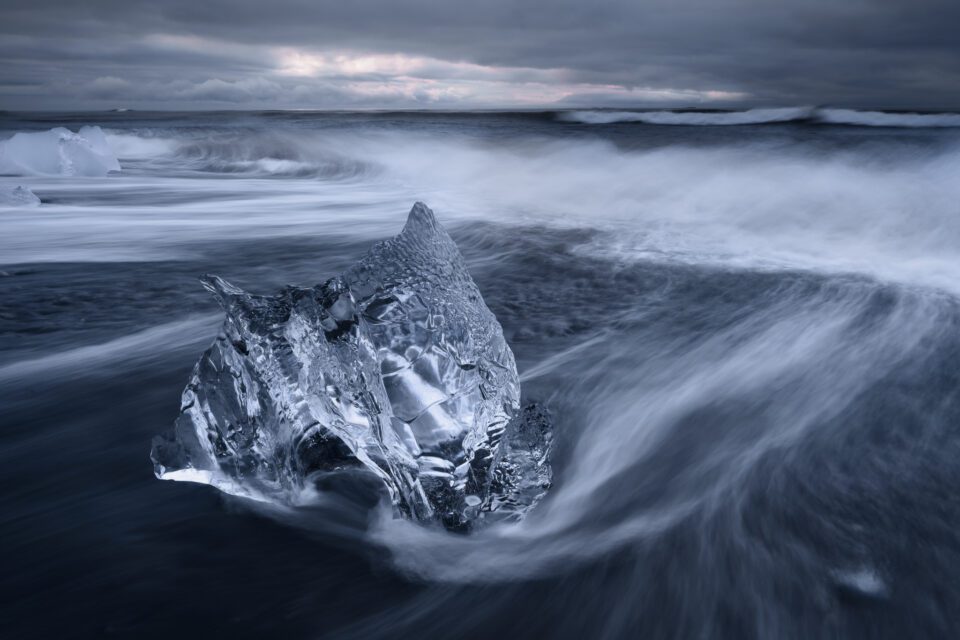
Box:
2, 0, 959, 111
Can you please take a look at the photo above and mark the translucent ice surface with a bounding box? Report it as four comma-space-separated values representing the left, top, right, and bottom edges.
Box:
152, 203, 552, 529
0, 126, 121, 176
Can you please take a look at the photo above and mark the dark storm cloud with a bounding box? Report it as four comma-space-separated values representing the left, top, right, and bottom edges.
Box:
1, 0, 959, 109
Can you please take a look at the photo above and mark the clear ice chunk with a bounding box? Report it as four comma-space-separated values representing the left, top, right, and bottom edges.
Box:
152, 203, 552, 529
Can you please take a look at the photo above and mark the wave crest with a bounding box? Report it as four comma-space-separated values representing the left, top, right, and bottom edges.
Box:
560, 107, 814, 126
561, 107, 960, 127
818, 108, 960, 128
100, 129, 375, 179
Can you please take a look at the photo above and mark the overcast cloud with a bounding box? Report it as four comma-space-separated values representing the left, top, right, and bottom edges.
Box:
2, 0, 959, 110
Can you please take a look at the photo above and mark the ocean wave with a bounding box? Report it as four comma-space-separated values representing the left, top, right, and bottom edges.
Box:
104, 131, 179, 159
365, 263, 953, 584
102, 128, 375, 179
817, 108, 960, 128
203, 238, 951, 587
88, 108, 960, 190
560, 106, 960, 127
7, 126, 960, 296
0, 314, 220, 384
559, 107, 815, 125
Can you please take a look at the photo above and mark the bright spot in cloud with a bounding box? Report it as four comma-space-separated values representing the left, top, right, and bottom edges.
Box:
273, 47, 746, 106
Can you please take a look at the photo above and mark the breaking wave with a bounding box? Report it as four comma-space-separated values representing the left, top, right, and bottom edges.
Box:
561, 106, 960, 127
560, 106, 815, 125
102, 128, 375, 179
6, 124, 960, 299
817, 108, 960, 128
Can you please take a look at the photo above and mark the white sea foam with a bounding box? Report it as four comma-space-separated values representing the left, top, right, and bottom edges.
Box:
562, 106, 960, 127
341, 132, 960, 295
561, 106, 814, 125
373, 280, 944, 583
819, 108, 960, 127
5, 124, 960, 297
103, 132, 178, 159
5, 117, 950, 597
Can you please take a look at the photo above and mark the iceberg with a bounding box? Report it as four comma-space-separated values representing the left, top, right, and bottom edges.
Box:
0, 126, 120, 176
0, 185, 41, 207
152, 203, 552, 530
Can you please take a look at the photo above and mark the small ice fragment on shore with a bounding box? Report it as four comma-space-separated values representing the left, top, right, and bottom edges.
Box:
831, 566, 888, 598
0, 126, 120, 176
151, 202, 552, 530
0, 185, 40, 207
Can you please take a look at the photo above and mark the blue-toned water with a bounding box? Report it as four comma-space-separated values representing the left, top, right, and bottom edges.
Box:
3, 109, 960, 638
